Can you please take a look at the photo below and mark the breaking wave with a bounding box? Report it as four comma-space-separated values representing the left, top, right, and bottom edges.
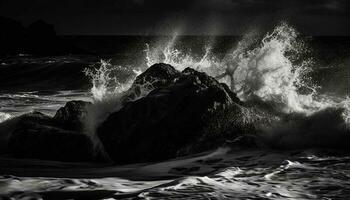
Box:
144, 22, 350, 115
82, 60, 145, 154
144, 22, 350, 130
84, 22, 350, 150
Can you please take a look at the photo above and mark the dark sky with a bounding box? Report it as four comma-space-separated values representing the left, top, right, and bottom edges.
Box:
0, 0, 349, 35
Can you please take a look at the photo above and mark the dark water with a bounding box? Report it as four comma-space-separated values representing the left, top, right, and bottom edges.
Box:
1, 29, 350, 199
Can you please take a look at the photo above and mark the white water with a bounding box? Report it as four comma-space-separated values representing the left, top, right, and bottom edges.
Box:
2, 148, 350, 199
138, 150, 350, 199
83, 60, 142, 102
144, 23, 315, 112
141, 22, 350, 121
89, 23, 314, 111
0, 112, 11, 123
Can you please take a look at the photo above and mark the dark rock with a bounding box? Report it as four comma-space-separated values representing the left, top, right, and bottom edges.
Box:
220, 83, 242, 105
0, 112, 53, 153
26, 20, 58, 54
123, 63, 182, 101
0, 17, 86, 56
53, 100, 91, 131
27, 19, 56, 38
5, 101, 103, 162
133, 63, 182, 89
8, 123, 95, 162
18, 111, 53, 124
97, 64, 247, 164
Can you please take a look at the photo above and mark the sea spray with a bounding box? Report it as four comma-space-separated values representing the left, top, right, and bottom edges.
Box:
143, 22, 350, 117
0, 112, 11, 123
84, 22, 350, 152
230, 22, 318, 113
83, 60, 144, 158
145, 35, 222, 75
142, 22, 350, 149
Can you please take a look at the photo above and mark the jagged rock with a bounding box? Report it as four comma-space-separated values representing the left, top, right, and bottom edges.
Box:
97, 64, 247, 164
5, 101, 102, 162
133, 63, 182, 89
0, 112, 53, 153
8, 122, 95, 162
53, 100, 91, 131
123, 63, 182, 101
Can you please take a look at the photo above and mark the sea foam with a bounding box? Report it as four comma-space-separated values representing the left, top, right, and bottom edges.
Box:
0, 112, 11, 123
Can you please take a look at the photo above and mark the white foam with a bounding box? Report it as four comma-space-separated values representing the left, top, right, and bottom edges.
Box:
0, 112, 11, 123
143, 22, 350, 122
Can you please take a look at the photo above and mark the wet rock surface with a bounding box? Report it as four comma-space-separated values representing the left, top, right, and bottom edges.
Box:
98, 64, 252, 164
53, 100, 91, 131
5, 102, 99, 162
2, 64, 259, 163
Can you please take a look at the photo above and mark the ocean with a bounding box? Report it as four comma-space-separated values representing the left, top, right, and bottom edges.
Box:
1, 23, 350, 199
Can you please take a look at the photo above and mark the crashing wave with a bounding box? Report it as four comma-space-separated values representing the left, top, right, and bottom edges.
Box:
144, 23, 347, 115
82, 60, 148, 154
84, 22, 350, 150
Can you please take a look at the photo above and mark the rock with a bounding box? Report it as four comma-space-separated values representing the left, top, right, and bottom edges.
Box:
133, 63, 182, 89
8, 122, 95, 162
0, 112, 52, 154
18, 111, 53, 124
220, 83, 242, 105
5, 101, 103, 162
53, 100, 91, 131
123, 63, 182, 101
97, 65, 247, 164
0, 17, 86, 56
27, 19, 56, 38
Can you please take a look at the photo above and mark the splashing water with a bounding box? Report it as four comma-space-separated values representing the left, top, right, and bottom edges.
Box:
83, 60, 142, 153
144, 22, 350, 120
83, 60, 141, 101
145, 23, 317, 113
85, 22, 350, 128
145, 35, 222, 75
0, 112, 11, 123
83, 59, 143, 131
231, 22, 318, 113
